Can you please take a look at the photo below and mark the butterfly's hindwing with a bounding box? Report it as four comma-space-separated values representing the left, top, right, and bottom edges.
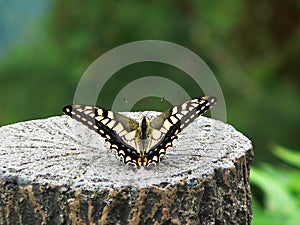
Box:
63, 96, 217, 167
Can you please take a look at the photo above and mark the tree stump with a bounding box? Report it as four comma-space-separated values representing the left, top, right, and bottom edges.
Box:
0, 113, 253, 225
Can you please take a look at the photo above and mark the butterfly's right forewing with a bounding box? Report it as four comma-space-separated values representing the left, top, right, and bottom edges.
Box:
145, 96, 217, 165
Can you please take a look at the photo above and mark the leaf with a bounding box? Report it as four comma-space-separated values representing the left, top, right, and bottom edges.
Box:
272, 145, 300, 168
251, 166, 299, 225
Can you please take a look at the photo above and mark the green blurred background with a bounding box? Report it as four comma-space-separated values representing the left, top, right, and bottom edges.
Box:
1, 0, 299, 224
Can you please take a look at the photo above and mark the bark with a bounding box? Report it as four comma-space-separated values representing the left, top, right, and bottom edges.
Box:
0, 113, 253, 225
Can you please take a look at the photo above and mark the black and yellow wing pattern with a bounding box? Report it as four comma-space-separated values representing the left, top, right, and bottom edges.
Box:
63, 96, 217, 166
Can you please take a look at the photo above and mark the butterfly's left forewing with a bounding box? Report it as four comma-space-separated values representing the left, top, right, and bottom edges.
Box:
63, 105, 142, 165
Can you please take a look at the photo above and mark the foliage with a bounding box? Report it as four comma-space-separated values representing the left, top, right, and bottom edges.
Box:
251, 145, 300, 225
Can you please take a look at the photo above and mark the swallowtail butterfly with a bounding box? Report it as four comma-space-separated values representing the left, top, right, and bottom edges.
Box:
63, 96, 217, 167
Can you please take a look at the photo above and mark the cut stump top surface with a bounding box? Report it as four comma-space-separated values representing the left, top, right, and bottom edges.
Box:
0, 112, 252, 191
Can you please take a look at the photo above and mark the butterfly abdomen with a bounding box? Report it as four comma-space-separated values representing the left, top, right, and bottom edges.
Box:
140, 116, 149, 139
134, 116, 152, 156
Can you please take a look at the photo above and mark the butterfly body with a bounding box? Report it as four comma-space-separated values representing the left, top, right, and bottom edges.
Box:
63, 96, 217, 167
135, 116, 151, 153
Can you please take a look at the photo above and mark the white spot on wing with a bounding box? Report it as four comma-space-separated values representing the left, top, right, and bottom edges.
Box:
107, 111, 114, 119
106, 120, 116, 129
125, 156, 132, 162
124, 132, 135, 141
160, 127, 168, 133
99, 129, 105, 134
114, 123, 124, 133
95, 115, 103, 121
111, 144, 118, 149
169, 116, 178, 124
152, 155, 158, 162
118, 150, 125, 156
97, 108, 103, 115
152, 129, 162, 139
159, 149, 166, 154
118, 129, 127, 136
163, 120, 173, 130
101, 118, 110, 125
74, 113, 81, 118
190, 114, 196, 119
172, 107, 178, 114
181, 110, 188, 115
176, 114, 183, 120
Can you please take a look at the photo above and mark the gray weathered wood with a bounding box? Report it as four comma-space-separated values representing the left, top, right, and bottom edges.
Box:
0, 112, 253, 225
